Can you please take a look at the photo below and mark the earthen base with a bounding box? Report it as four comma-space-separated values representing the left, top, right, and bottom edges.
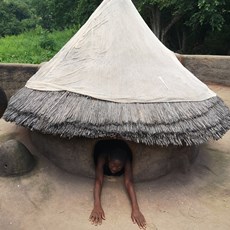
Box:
30, 132, 199, 181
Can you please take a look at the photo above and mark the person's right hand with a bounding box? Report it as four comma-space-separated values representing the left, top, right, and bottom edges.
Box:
89, 206, 105, 226
131, 209, 147, 229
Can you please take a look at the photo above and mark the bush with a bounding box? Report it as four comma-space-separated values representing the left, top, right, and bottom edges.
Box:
39, 32, 56, 51
0, 27, 76, 64
0, 0, 37, 37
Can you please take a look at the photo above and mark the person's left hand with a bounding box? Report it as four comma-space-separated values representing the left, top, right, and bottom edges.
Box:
131, 209, 146, 229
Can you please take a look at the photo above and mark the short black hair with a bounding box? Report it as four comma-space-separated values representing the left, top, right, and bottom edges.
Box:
94, 139, 132, 165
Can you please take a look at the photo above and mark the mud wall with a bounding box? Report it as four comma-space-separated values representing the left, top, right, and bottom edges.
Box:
0, 63, 39, 99
179, 55, 230, 86
30, 132, 199, 181
0, 55, 230, 99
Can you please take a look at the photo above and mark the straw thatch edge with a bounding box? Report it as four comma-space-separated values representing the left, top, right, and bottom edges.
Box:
3, 87, 230, 146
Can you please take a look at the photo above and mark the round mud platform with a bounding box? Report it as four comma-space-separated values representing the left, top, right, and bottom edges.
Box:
30, 132, 199, 181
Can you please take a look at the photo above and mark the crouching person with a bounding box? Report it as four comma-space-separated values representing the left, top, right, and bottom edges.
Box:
89, 140, 146, 229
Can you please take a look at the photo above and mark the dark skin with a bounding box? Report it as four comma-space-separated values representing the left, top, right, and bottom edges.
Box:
89, 156, 146, 229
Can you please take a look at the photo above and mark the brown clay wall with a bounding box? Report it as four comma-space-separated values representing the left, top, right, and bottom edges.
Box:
0, 63, 39, 99
0, 55, 230, 99
179, 55, 230, 86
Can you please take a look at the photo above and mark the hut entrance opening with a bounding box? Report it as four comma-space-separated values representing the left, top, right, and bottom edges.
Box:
93, 140, 132, 177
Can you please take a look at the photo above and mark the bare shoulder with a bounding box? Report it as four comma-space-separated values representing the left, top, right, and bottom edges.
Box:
97, 155, 106, 168
125, 160, 133, 178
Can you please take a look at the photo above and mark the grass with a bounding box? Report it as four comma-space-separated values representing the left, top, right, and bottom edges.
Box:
0, 27, 77, 64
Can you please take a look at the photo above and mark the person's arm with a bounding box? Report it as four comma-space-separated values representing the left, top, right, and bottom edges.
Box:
89, 157, 105, 225
124, 160, 146, 229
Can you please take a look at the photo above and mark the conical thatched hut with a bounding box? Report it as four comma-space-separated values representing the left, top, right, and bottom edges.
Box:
3, 0, 230, 180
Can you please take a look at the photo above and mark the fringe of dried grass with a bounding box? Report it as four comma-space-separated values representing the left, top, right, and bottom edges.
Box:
3, 87, 230, 146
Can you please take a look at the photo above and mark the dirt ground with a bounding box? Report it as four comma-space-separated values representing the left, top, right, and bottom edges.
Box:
0, 84, 229, 230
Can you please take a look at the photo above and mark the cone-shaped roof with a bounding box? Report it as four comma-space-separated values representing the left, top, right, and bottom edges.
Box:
3, 0, 230, 146
26, 0, 215, 103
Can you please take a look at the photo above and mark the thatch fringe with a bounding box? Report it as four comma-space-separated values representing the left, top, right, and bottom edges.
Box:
3, 87, 230, 146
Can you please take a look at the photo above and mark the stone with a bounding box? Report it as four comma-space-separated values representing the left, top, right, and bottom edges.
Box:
0, 87, 7, 118
30, 132, 199, 181
0, 140, 36, 177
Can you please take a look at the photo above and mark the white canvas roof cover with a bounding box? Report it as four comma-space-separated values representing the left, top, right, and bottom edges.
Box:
26, 0, 216, 103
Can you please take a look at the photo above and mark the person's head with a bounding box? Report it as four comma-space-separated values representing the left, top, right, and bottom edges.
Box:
108, 159, 124, 174
108, 147, 127, 174
94, 140, 132, 174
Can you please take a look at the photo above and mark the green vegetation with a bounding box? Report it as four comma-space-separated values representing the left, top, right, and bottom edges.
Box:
135, 0, 230, 53
0, 0, 230, 64
0, 27, 76, 64
0, 0, 38, 37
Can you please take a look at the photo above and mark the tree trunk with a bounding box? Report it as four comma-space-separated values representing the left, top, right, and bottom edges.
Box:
149, 6, 161, 39
176, 27, 182, 51
181, 30, 187, 53
161, 15, 182, 44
